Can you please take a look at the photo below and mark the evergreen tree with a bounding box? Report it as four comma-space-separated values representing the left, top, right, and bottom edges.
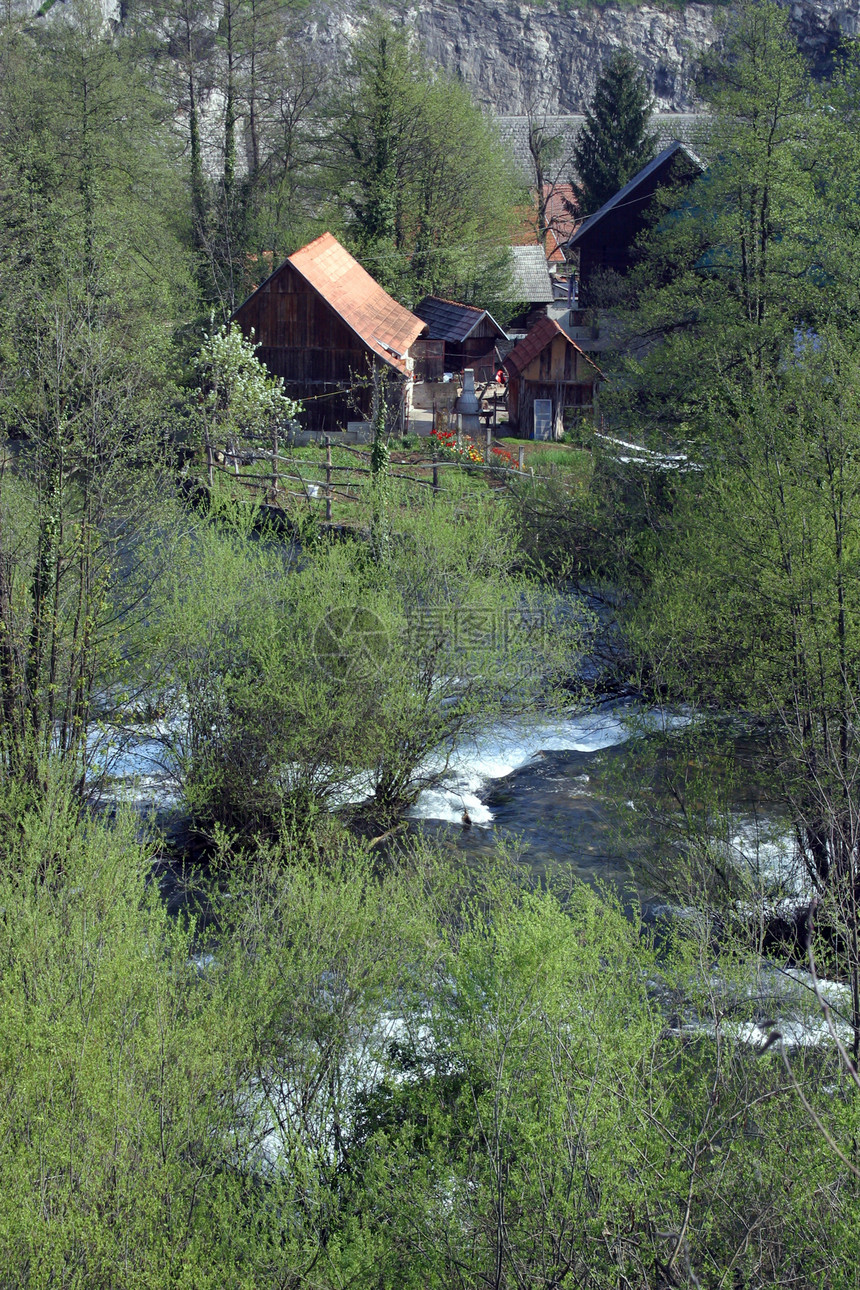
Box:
572, 51, 658, 215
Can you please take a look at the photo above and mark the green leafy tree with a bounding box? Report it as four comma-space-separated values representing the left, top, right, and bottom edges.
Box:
152, 485, 582, 838
572, 51, 658, 216
332, 18, 521, 308
1, 776, 859, 1283
193, 320, 301, 467
0, 1, 191, 790
627, 340, 860, 1050
613, 0, 824, 444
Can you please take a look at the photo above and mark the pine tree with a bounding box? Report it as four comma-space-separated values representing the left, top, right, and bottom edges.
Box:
572, 51, 658, 216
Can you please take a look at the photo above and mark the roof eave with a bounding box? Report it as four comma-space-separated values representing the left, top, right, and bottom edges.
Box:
461, 310, 507, 341
565, 141, 705, 251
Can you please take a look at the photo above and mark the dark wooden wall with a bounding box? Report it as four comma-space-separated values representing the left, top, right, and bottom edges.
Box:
577, 152, 699, 300
508, 375, 595, 437
234, 261, 395, 432
446, 338, 498, 381
466, 316, 504, 340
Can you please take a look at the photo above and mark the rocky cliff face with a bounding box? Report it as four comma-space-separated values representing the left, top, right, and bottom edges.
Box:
305, 0, 860, 114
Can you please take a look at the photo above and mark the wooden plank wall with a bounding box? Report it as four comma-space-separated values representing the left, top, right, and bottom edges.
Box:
234, 261, 395, 431
467, 316, 505, 340
518, 334, 595, 384
507, 335, 597, 435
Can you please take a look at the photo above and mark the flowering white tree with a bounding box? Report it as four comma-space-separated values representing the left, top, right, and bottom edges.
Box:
193, 321, 301, 451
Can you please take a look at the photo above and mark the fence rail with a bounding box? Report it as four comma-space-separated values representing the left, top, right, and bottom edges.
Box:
203, 431, 534, 524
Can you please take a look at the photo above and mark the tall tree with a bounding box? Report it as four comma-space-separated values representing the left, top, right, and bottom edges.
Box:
332, 19, 522, 309
129, 0, 215, 274
611, 0, 824, 444
607, 4, 860, 1055
204, 0, 328, 313
572, 51, 658, 216
0, 2, 191, 789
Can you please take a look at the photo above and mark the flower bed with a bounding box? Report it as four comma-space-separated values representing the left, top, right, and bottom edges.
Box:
431, 428, 514, 468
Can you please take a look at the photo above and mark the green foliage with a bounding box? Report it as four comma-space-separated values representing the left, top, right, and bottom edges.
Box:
0, 0, 194, 790
5, 3, 860, 1282
613, 0, 831, 442
0, 786, 245, 1286
333, 18, 523, 308
0, 782, 859, 1285
151, 491, 582, 837
192, 320, 301, 450
571, 50, 658, 216
628, 342, 860, 896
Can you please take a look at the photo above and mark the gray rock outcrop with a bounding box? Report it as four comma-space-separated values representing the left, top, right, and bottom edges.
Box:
305, 0, 860, 114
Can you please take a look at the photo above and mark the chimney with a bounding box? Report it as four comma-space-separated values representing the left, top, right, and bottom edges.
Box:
455, 369, 481, 436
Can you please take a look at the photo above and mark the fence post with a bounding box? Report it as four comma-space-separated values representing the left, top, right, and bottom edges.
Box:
518, 444, 525, 472
485, 424, 492, 464
206, 434, 214, 490
325, 436, 332, 523
272, 424, 279, 501
432, 462, 439, 492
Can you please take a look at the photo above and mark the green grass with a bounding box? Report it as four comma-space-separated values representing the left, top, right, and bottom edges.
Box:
498, 438, 594, 489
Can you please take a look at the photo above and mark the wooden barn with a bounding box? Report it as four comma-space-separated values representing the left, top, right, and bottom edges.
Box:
232, 232, 427, 433
503, 316, 602, 439
412, 296, 507, 382
565, 141, 703, 304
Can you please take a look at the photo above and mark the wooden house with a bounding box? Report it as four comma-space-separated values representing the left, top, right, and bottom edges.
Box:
412, 297, 507, 382
232, 232, 427, 433
503, 316, 602, 439
565, 141, 703, 305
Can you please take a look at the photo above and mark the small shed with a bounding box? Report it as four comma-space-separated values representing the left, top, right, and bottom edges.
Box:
507, 245, 556, 331
413, 296, 507, 382
232, 232, 427, 433
503, 316, 602, 439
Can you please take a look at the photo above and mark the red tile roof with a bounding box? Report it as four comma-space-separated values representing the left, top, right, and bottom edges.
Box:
286, 233, 426, 374
542, 184, 579, 262
503, 316, 603, 378
513, 184, 580, 263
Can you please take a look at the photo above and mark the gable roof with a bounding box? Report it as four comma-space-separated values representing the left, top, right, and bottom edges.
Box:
565, 141, 704, 251
496, 114, 705, 181
510, 245, 555, 304
236, 232, 426, 374
503, 316, 603, 379
414, 296, 506, 344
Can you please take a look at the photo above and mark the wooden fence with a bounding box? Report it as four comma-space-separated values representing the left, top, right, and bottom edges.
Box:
204, 431, 533, 523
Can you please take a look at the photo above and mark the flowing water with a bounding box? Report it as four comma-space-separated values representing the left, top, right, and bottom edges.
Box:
406, 706, 664, 902
101, 690, 844, 1045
